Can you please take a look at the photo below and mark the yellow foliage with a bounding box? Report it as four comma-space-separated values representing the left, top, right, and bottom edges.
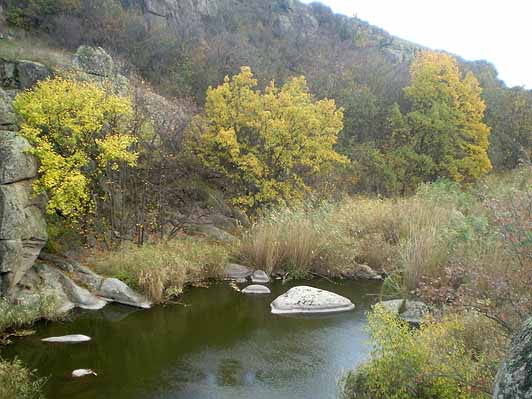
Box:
14, 77, 137, 218
187, 66, 347, 210
396, 51, 492, 184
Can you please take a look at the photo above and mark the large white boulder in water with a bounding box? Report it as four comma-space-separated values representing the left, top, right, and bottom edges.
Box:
42, 334, 91, 343
270, 286, 354, 315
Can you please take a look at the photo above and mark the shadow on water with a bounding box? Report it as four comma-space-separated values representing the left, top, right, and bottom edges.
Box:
2, 279, 381, 399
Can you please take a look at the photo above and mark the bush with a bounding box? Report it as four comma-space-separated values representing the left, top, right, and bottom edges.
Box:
0, 358, 46, 399
92, 238, 232, 303
340, 305, 499, 399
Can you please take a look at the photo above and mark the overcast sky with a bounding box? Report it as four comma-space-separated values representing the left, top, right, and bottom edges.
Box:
300, 0, 531, 88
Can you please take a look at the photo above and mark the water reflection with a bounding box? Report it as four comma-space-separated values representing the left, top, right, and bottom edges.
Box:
4, 280, 381, 399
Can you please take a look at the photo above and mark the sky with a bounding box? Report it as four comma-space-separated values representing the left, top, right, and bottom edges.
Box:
300, 0, 531, 88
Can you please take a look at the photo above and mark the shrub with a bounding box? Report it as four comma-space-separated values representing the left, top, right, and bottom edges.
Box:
14, 77, 136, 219
340, 305, 498, 399
0, 358, 46, 399
92, 238, 232, 303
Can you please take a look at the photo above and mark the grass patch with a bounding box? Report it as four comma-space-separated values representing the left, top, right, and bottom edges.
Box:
92, 238, 232, 303
0, 295, 61, 341
0, 36, 71, 69
0, 357, 46, 399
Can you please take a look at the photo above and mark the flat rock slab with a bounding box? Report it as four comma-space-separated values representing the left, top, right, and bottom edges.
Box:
271, 286, 355, 315
224, 263, 252, 280
42, 334, 91, 343
251, 270, 270, 284
242, 284, 271, 294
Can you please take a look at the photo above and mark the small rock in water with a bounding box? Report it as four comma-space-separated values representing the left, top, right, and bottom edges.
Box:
72, 369, 97, 378
251, 270, 270, 284
271, 286, 355, 315
242, 284, 271, 294
42, 334, 91, 343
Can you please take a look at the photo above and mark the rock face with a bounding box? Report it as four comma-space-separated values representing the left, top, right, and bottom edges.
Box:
0, 132, 48, 297
493, 318, 532, 399
378, 299, 429, 325
251, 270, 270, 284
72, 46, 128, 95
0, 58, 50, 298
242, 284, 271, 295
0, 59, 51, 90
271, 286, 355, 315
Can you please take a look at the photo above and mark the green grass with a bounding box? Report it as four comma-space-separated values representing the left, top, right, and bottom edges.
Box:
0, 357, 46, 399
0, 295, 61, 337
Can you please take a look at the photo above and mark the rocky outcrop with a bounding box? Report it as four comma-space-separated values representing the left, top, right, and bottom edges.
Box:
0, 57, 51, 299
493, 318, 532, 399
0, 59, 51, 90
271, 286, 355, 315
0, 132, 47, 297
72, 46, 128, 95
378, 299, 429, 325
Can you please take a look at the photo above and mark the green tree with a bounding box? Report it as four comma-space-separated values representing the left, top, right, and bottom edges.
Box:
187, 66, 347, 210
484, 86, 532, 169
14, 77, 137, 218
392, 51, 491, 184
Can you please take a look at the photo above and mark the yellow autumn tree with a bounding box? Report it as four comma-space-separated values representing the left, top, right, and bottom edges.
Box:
14, 77, 137, 218
187, 66, 347, 210
392, 51, 491, 183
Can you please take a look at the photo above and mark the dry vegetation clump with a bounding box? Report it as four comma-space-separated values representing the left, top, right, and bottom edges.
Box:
93, 238, 232, 303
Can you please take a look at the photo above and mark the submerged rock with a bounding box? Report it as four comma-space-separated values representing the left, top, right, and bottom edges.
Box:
72, 369, 97, 378
97, 278, 151, 309
42, 334, 91, 343
224, 263, 252, 281
378, 299, 429, 325
242, 284, 271, 295
493, 318, 532, 399
270, 286, 355, 315
251, 270, 270, 284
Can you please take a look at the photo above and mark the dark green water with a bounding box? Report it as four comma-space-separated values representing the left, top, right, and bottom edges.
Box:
4, 280, 381, 399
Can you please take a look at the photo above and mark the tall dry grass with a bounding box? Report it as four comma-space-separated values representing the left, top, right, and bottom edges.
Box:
93, 238, 232, 303
238, 196, 456, 284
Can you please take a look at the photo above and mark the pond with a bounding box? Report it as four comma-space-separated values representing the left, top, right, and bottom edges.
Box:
4, 280, 381, 399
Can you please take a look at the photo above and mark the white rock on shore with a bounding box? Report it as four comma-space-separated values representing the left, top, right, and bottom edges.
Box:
271, 286, 355, 315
